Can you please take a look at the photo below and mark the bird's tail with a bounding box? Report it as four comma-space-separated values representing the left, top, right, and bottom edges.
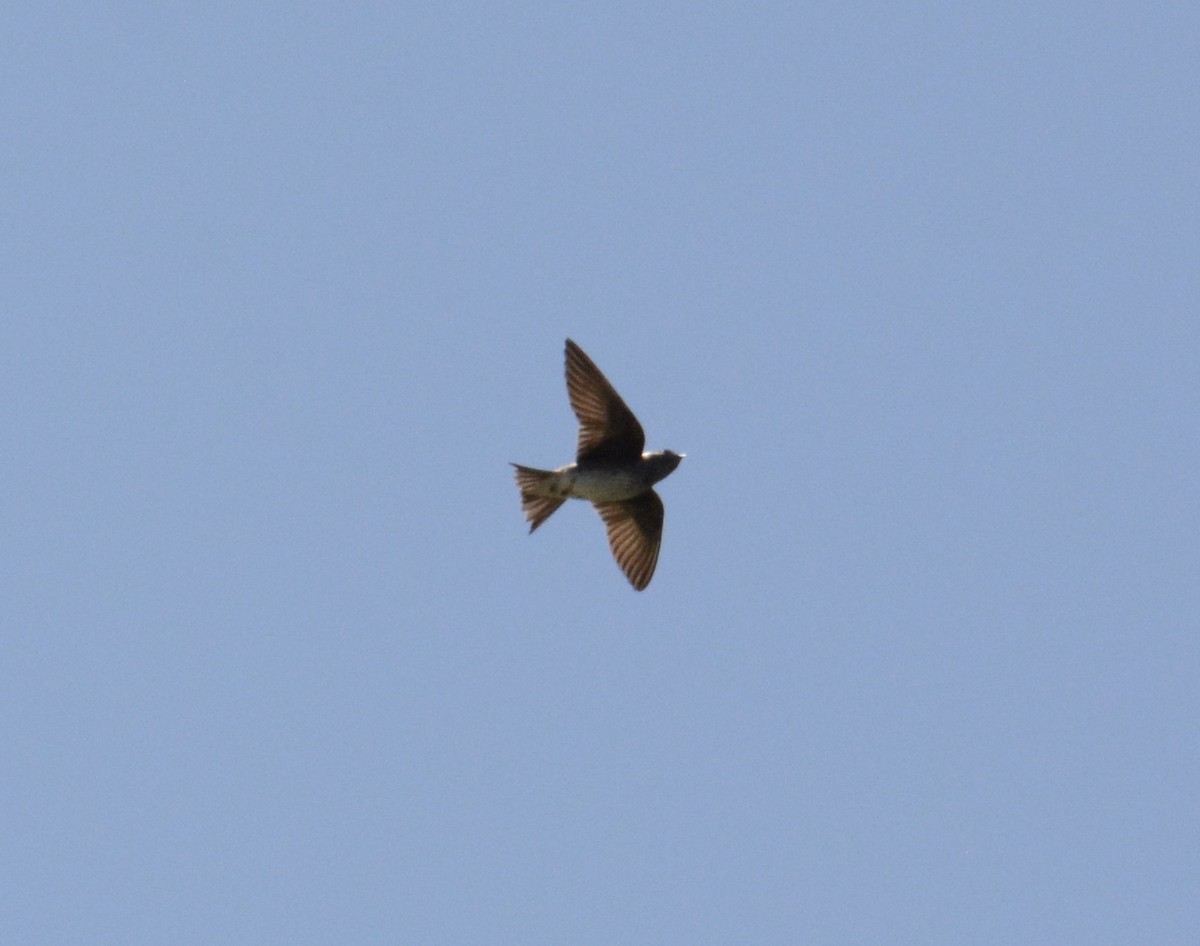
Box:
511, 464, 566, 533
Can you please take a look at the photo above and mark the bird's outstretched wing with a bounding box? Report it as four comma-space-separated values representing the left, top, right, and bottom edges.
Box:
594, 491, 664, 591
565, 339, 645, 464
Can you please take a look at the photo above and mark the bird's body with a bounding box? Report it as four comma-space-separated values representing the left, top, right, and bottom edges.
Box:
515, 454, 681, 504
511, 340, 683, 590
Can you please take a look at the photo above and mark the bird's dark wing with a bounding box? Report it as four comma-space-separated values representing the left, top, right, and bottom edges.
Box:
565, 339, 645, 464
594, 491, 664, 591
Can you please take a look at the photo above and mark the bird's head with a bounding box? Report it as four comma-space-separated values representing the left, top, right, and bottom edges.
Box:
645, 449, 684, 479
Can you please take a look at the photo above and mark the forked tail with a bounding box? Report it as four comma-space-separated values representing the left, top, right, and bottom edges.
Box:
510, 464, 566, 533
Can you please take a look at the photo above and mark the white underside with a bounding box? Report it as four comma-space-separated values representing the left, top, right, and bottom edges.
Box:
540, 465, 647, 503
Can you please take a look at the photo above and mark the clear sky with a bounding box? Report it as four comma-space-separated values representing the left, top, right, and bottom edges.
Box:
4, 2, 1197, 943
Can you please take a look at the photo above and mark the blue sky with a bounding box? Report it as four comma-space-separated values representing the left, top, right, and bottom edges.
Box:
4, 2, 1198, 942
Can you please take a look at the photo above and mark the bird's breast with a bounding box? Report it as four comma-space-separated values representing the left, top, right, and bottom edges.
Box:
563, 465, 648, 502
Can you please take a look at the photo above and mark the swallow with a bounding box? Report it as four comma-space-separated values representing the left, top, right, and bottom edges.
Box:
512, 339, 683, 590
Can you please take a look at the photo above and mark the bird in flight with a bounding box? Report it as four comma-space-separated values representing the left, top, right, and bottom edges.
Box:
512, 339, 684, 590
